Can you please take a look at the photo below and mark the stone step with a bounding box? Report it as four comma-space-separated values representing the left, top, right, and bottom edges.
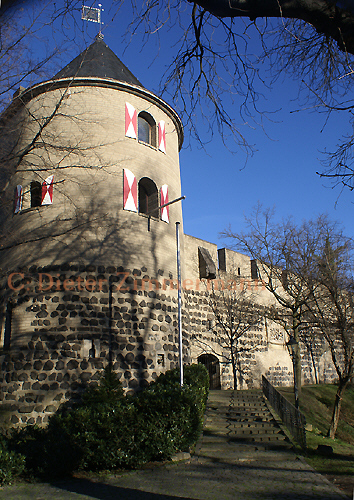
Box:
227, 433, 287, 443
207, 417, 274, 425
206, 427, 283, 437
231, 398, 265, 403
211, 396, 264, 400
231, 398, 265, 402
204, 418, 277, 428
232, 397, 266, 400
208, 406, 267, 411
228, 398, 266, 404
233, 408, 269, 411
211, 425, 280, 433
230, 416, 273, 420
227, 411, 270, 417
229, 408, 269, 413
233, 423, 278, 429
209, 400, 255, 405
228, 412, 271, 418
231, 428, 283, 436
207, 408, 269, 414
203, 391, 292, 453
231, 398, 266, 403
201, 437, 292, 452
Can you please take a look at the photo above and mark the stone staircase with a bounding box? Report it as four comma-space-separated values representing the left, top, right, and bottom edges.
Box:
201, 390, 293, 455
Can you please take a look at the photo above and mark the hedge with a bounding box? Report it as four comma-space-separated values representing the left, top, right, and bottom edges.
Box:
7, 363, 209, 478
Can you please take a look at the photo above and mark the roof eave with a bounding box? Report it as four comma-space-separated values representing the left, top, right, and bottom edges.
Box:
5, 77, 184, 151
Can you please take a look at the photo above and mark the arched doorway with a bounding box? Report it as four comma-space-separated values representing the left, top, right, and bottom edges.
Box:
198, 354, 221, 389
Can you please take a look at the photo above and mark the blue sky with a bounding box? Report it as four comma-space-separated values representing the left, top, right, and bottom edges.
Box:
8, 0, 354, 248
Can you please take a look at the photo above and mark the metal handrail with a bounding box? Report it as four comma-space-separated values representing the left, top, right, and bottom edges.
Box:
262, 375, 307, 449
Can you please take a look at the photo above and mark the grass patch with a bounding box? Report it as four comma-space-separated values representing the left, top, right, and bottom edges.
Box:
278, 384, 354, 444
277, 383, 354, 497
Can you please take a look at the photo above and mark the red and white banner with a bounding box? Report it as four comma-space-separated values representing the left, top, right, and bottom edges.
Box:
160, 184, 169, 223
158, 120, 166, 153
123, 169, 138, 212
14, 185, 22, 214
41, 175, 54, 205
125, 102, 137, 139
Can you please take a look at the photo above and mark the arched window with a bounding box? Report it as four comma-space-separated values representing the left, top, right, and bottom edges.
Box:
138, 112, 156, 147
30, 181, 42, 207
138, 177, 158, 217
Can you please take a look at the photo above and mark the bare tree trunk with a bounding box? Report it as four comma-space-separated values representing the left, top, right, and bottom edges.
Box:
294, 342, 302, 397
327, 377, 349, 439
301, 335, 319, 384
311, 352, 319, 385
293, 319, 302, 397
231, 348, 238, 390
194, 0, 354, 55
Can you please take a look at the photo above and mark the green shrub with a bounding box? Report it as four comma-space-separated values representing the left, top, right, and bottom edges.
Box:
134, 384, 204, 460
81, 365, 125, 406
9, 422, 80, 477
152, 363, 209, 394
8, 367, 125, 476
132, 363, 209, 461
0, 435, 25, 485
184, 363, 209, 397
8, 363, 209, 476
49, 397, 144, 470
41, 367, 132, 472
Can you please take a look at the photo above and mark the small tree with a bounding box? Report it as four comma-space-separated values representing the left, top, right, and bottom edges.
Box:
205, 278, 265, 390
224, 207, 354, 434
306, 236, 354, 438
222, 206, 332, 397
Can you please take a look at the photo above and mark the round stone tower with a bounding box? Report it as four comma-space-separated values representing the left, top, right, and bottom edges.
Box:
0, 36, 188, 426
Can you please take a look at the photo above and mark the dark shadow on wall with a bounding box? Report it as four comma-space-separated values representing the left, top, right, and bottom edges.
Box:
0, 182, 183, 425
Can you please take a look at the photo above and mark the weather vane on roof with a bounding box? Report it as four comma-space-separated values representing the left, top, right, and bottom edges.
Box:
82, 3, 104, 36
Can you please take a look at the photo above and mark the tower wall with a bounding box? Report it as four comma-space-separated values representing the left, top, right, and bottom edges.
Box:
0, 76, 189, 426
0, 82, 183, 270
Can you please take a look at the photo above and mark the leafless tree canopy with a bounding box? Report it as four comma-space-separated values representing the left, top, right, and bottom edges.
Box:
305, 235, 354, 437
1, 1, 354, 182
223, 205, 354, 437
221, 205, 333, 397
195, 0, 354, 56
207, 281, 264, 389
125, 0, 354, 185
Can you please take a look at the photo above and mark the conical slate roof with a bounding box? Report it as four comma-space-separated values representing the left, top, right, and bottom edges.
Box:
52, 36, 144, 87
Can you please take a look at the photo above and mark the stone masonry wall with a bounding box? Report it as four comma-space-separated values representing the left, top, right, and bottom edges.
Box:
0, 263, 189, 427
183, 235, 340, 391
185, 283, 339, 390
185, 287, 286, 390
